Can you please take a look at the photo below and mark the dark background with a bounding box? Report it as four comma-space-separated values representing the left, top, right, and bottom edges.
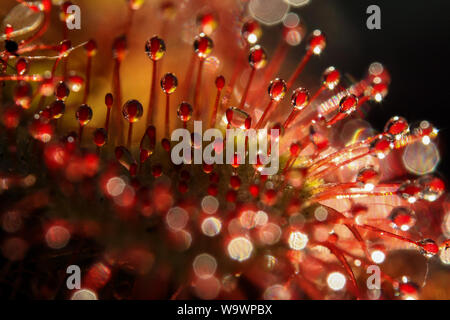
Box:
265, 0, 450, 176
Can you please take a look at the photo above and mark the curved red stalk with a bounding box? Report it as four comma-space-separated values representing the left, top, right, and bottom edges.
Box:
112, 59, 123, 145
182, 52, 196, 100
286, 50, 312, 91
255, 100, 274, 129
83, 55, 92, 104
78, 124, 84, 145
127, 123, 133, 149
209, 87, 222, 128
320, 241, 361, 298
19, 7, 51, 48
309, 151, 370, 179
147, 60, 157, 126
165, 94, 170, 138
194, 59, 205, 118
238, 67, 256, 109
357, 224, 418, 246
283, 85, 324, 130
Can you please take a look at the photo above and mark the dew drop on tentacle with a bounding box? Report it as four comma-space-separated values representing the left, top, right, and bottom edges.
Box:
388, 207, 416, 231
418, 238, 439, 258
122, 99, 143, 123
215, 75, 225, 90
160, 73, 178, 94
105, 93, 114, 108
291, 87, 310, 110
384, 116, 409, 138
55, 81, 70, 101
356, 166, 379, 189
177, 102, 193, 122
268, 78, 287, 102
196, 12, 218, 35
145, 36, 166, 61
241, 19, 262, 44
193, 33, 213, 59
369, 134, 394, 159
49, 100, 66, 119
112, 35, 128, 62
339, 94, 358, 114
248, 45, 267, 69
84, 39, 98, 57
140, 126, 156, 163
417, 174, 445, 202
76, 104, 93, 126
57, 39, 71, 57
15, 58, 29, 76
322, 66, 340, 90
397, 180, 421, 203
67, 73, 84, 92
307, 29, 327, 55
368, 83, 389, 102
93, 128, 107, 147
